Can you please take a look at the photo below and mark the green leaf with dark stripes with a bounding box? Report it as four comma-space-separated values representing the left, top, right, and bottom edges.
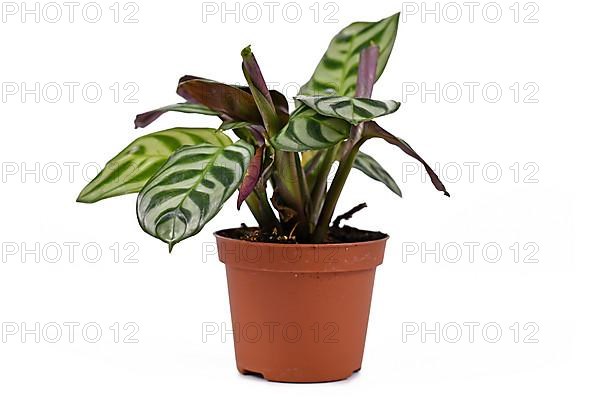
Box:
296, 95, 400, 125
134, 103, 219, 129
299, 13, 399, 97
77, 128, 232, 203
271, 105, 350, 152
136, 140, 254, 251
354, 151, 402, 197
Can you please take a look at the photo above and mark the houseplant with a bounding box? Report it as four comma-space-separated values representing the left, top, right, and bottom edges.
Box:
77, 12, 449, 382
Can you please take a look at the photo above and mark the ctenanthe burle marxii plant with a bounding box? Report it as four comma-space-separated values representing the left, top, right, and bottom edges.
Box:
77, 12, 449, 251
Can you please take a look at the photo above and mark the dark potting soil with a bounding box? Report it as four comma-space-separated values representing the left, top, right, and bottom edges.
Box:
218, 225, 387, 244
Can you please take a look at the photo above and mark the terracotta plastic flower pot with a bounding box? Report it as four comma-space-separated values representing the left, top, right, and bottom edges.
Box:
215, 228, 388, 383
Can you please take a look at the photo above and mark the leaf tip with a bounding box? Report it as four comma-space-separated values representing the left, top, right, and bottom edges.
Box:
241, 45, 252, 57
76, 190, 93, 204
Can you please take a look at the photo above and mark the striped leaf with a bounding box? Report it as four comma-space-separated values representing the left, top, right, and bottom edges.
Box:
300, 13, 399, 97
296, 95, 400, 125
354, 151, 402, 197
134, 103, 219, 129
137, 141, 254, 251
271, 105, 350, 152
77, 128, 232, 203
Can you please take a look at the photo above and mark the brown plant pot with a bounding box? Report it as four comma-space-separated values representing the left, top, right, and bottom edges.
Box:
215, 228, 388, 383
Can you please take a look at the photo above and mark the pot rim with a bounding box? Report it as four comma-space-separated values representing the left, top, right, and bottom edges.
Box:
213, 227, 389, 248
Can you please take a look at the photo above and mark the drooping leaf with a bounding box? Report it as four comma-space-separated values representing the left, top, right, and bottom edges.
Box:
137, 140, 254, 251
354, 151, 402, 197
177, 75, 263, 124
134, 103, 219, 129
299, 13, 399, 97
77, 128, 232, 203
237, 145, 264, 209
296, 95, 400, 125
363, 121, 449, 196
271, 105, 350, 152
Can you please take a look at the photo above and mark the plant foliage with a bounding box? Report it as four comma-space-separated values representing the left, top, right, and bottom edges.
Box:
78, 12, 449, 250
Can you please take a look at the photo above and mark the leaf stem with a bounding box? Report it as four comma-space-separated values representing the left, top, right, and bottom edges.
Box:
246, 189, 280, 232
309, 144, 338, 230
313, 138, 365, 243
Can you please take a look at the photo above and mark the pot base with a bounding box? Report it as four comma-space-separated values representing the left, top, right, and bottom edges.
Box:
237, 366, 362, 383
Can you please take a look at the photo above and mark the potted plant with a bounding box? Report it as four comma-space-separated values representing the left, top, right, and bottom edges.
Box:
77, 12, 449, 383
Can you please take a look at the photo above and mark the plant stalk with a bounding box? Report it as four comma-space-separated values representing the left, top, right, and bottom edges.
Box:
246, 189, 280, 232
308, 144, 338, 231
313, 139, 365, 242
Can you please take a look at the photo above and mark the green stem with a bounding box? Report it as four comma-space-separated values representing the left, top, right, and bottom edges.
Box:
309, 145, 338, 231
246, 189, 279, 232
272, 150, 311, 239
313, 139, 365, 243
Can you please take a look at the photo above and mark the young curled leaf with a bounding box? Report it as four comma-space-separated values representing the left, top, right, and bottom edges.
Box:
241, 46, 283, 135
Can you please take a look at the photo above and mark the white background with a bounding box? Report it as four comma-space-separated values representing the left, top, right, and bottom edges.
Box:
1, 0, 598, 398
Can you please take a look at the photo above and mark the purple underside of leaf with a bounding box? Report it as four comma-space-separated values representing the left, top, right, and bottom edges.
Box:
237, 145, 264, 209
356, 44, 379, 98
347, 45, 380, 146
177, 75, 263, 124
134, 108, 166, 129
236, 86, 289, 125
364, 121, 450, 197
